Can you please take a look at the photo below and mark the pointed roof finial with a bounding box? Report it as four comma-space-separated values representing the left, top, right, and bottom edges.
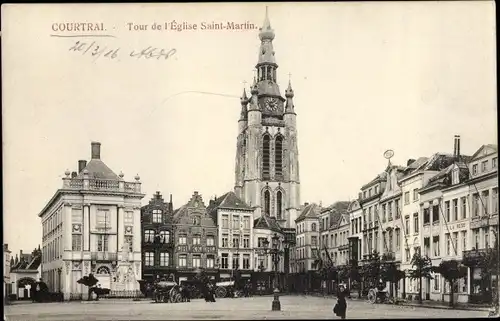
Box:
259, 6, 275, 41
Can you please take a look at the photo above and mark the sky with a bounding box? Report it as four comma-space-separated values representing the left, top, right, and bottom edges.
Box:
2, 2, 497, 257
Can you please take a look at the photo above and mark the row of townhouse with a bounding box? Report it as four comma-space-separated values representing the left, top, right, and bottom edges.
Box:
292, 136, 498, 304
38, 142, 292, 300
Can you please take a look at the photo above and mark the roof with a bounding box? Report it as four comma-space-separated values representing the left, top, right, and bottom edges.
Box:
253, 213, 282, 232
296, 203, 323, 222
11, 249, 42, 271
321, 202, 350, 229
423, 161, 470, 191
172, 191, 206, 224
470, 144, 498, 160
206, 191, 252, 223
361, 171, 387, 190
76, 159, 120, 180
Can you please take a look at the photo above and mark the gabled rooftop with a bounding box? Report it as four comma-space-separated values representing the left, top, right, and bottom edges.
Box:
254, 213, 282, 233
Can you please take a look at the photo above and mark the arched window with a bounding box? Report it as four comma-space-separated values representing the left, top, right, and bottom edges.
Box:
276, 191, 283, 220
96, 266, 110, 275
262, 135, 271, 179
275, 136, 283, 177
264, 190, 271, 215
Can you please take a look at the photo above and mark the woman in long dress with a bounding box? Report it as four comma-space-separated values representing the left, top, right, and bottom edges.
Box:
333, 285, 347, 319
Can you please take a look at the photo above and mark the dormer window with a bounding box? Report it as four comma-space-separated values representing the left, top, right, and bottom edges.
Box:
452, 169, 460, 185
492, 157, 497, 169
482, 160, 488, 172
472, 164, 478, 175
374, 186, 379, 194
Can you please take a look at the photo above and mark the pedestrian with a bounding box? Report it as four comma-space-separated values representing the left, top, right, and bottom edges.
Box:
333, 284, 347, 319
208, 282, 216, 302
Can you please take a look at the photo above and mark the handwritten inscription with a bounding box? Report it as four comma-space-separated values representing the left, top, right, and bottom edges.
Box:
67, 39, 176, 62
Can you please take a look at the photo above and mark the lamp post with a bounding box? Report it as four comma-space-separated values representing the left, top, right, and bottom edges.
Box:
262, 233, 285, 311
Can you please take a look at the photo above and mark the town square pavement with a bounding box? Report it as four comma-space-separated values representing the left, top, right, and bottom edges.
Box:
4, 295, 490, 320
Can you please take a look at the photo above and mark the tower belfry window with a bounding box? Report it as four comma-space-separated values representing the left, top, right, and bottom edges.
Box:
262, 134, 271, 179
264, 190, 271, 215
275, 135, 283, 177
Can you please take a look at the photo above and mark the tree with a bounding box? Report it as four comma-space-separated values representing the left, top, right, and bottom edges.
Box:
381, 261, 405, 298
77, 273, 99, 301
407, 253, 433, 304
361, 251, 382, 291
433, 260, 467, 307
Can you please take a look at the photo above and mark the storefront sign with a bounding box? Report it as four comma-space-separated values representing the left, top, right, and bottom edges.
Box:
470, 218, 489, 229
449, 222, 467, 231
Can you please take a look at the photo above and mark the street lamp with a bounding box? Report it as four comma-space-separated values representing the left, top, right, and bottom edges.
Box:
262, 233, 285, 311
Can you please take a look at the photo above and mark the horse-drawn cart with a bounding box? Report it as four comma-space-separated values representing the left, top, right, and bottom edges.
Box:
214, 280, 243, 298
367, 288, 389, 304
153, 280, 182, 303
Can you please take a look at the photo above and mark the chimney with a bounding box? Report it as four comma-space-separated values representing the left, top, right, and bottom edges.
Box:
78, 160, 87, 172
91, 142, 101, 159
456, 135, 461, 160
407, 159, 416, 166
304, 202, 309, 206
71, 171, 77, 178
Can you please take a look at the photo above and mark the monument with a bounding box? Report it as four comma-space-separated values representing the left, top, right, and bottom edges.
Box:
112, 239, 138, 291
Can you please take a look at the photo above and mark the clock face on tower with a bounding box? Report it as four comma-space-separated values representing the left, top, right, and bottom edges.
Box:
264, 97, 279, 113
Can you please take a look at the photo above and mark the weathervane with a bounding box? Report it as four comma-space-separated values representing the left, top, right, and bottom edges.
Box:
383, 149, 394, 166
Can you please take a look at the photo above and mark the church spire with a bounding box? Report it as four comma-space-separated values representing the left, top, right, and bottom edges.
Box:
285, 74, 295, 113
239, 88, 249, 121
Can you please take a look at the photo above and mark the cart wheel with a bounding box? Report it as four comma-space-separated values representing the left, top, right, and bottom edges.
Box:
367, 289, 377, 304
215, 286, 227, 298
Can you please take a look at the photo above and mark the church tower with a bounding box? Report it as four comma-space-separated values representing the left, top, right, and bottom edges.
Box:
234, 8, 300, 229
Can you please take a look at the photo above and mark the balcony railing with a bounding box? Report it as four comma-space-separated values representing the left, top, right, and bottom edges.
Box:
62, 177, 141, 194
91, 252, 118, 261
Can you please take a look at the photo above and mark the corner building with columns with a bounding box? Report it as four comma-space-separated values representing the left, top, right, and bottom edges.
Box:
234, 9, 300, 230
38, 142, 145, 300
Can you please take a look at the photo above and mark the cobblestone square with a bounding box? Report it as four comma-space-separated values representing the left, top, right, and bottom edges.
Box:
4, 295, 490, 320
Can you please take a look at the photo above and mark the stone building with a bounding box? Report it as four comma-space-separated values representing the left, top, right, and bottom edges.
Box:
233, 8, 300, 229
9, 248, 42, 300
38, 142, 145, 300
207, 191, 254, 282
172, 192, 218, 283
141, 192, 175, 283
4, 244, 12, 299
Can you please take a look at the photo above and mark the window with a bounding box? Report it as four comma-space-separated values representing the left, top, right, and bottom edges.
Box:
388, 202, 393, 220
405, 216, 410, 235
243, 235, 250, 248
178, 235, 187, 245
472, 164, 478, 175
434, 274, 440, 291
445, 201, 451, 222
222, 234, 229, 247
222, 215, 229, 228
374, 232, 379, 252
160, 252, 169, 266
125, 235, 133, 251
145, 230, 155, 243
232, 235, 240, 248
178, 254, 187, 267
207, 256, 215, 268
461, 197, 467, 219
311, 223, 317, 231
405, 248, 410, 262
473, 194, 480, 217
363, 191, 367, 198
395, 199, 401, 218
159, 230, 170, 243
452, 232, 458, 255
413, 189, 419, 202
432, 205, 439, 223
232, 215, 240, 229
493, 188, 499, 214
276, 191, 283, 219
493, 157, 497, 169
152, 209, 162, 223
96, 210, 111, 228
124, 211, 133, 225
446, 234, 451, 256
275, 135, 283, 177
368, 189, 372, 197
474, 229, 479, 249
243, 255, 250, 269
264, 190, 271, 215
243, 217, 250, 229
262, 134, 271, 178
413, 213, 419, 234
484, 227, 489, 249
192, 216, 201, 225
433, 236, 440, 257
482, 160, 488, 172
72, 234, 82, 251
258, 237, 267, 248
388, 230, 393, 252
404, 192, 410, 205
145, 252, 154, 266
382, 204, 386, 222
232, 254, 240, 269
482, 191, 489, 215
206, 236, 215, 246
193, 255, 201, 268
375, 186, 379, 194
97, 234, 109, 252
461, 231, 467, 252
453, 199, 458, 221
311, 236, 318, 246
192, 235, 201, 245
